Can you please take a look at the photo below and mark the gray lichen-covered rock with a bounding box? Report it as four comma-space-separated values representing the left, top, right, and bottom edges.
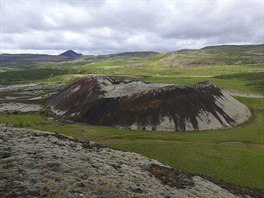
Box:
0, 103, 43, 114
48, 76, 250, 131
0, 126, 237, 198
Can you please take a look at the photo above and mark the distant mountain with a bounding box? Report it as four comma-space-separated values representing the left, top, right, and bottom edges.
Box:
1, 44, 263, 66
0, 50, 82, 65
59, 50, 82, 59
0, 54, 67, 65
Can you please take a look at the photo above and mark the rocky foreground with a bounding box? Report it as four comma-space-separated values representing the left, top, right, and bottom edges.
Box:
0, 126, 239, 198
48, 76, 250, 132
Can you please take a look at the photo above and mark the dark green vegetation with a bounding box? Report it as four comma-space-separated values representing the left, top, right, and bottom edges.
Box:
0, 68, 80, 85
215, 71, 264, 94
0, 44, 263, 189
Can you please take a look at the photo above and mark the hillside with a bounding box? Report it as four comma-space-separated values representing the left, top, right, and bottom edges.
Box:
48, 76, 250, 131
96, 51, 159, 61
0, 126, 251, 197
160, 44, 264, 67
0, 54, 67, 65
0, 50, 82, 65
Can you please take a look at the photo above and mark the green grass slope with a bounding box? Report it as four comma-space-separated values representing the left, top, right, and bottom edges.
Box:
160, 44, 264, 67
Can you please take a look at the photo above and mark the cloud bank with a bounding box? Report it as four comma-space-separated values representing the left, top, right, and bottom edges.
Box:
1, 0, 263, 55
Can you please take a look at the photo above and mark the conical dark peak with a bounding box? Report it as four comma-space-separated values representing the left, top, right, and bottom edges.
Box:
59, 50, 82, 59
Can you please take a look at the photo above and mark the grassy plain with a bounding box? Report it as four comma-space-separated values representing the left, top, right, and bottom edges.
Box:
1, 59, 263, 94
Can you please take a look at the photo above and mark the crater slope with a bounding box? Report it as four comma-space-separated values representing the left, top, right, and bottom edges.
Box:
48, 76, 250, 131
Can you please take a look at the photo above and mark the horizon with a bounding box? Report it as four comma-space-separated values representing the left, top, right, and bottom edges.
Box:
1, 0, 263, 55
1, 43, 263, 56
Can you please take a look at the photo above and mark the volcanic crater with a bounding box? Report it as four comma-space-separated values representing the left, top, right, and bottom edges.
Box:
48, 76, 250, 131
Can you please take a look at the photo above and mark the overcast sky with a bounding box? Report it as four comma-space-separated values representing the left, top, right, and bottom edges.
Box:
1, 0, 263, 55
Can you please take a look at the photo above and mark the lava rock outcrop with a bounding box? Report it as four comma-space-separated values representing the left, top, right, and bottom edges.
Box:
0, 126, 238, 197
48, 76, 250, 131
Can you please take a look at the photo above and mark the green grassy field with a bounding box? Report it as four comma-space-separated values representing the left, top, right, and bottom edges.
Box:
0, 97, 263, 188
1, 62, 263, 94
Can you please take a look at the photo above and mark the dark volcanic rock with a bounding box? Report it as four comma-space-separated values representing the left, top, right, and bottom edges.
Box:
48, 76, 250, 131
59, 50, 82, 59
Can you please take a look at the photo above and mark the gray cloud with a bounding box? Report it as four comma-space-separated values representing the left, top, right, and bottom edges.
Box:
1, 0, 263, 55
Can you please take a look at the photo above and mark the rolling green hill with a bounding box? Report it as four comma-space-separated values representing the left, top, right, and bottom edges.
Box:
160, 44, 264, 67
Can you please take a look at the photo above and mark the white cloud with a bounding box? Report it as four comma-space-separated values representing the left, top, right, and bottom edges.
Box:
1, 0, 263, 55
